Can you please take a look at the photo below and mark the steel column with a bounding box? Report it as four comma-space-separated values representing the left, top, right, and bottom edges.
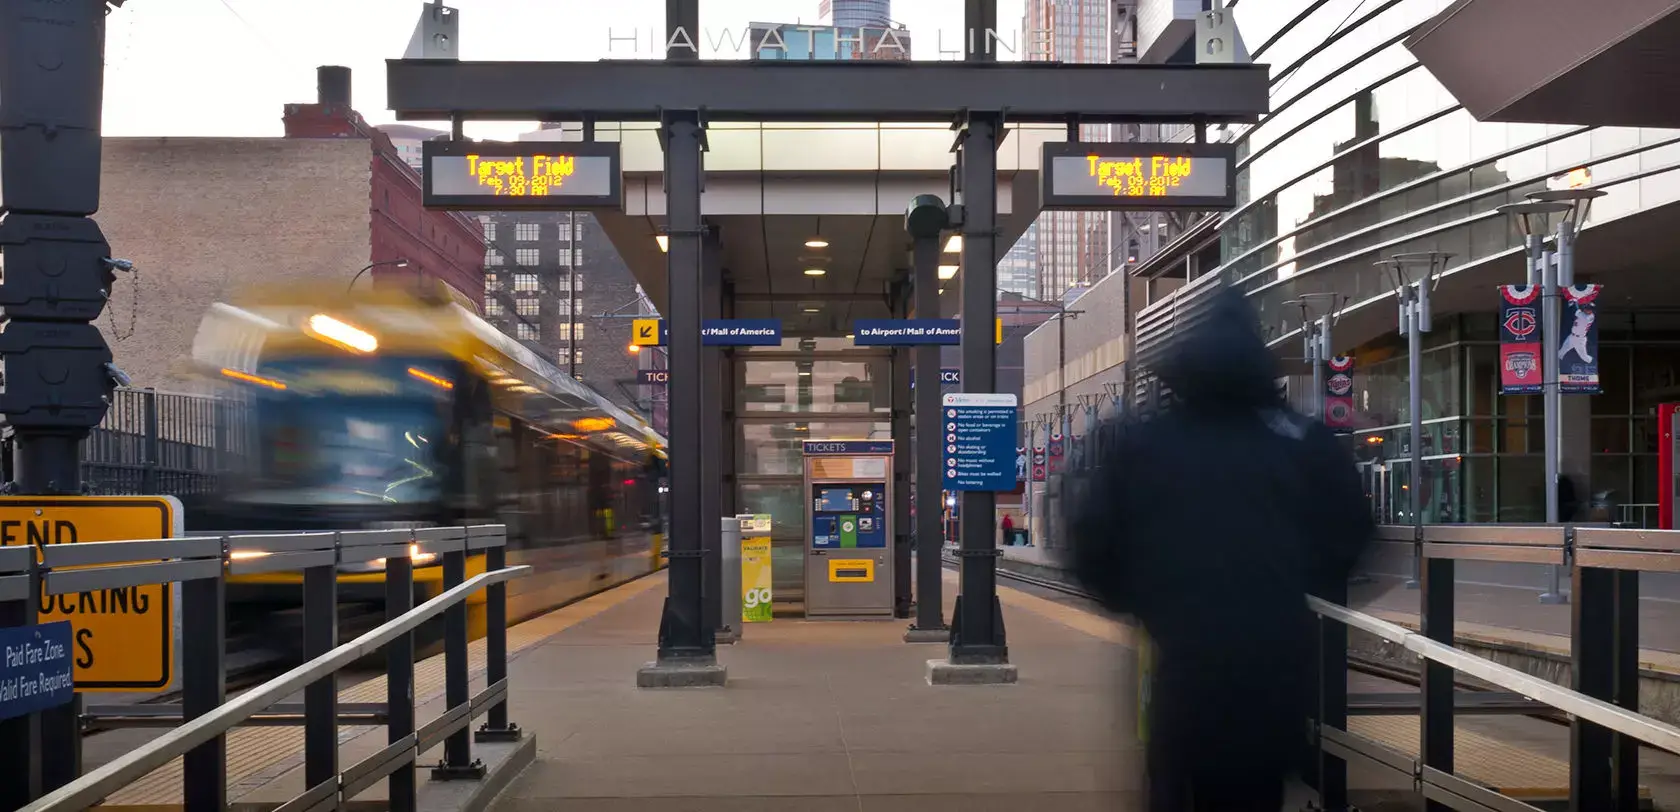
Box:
476, 544, 520, 741
1571, 562, 1616, 810
182, 569, 228, 812
1420, 555, 1455, 812
911, 237, 948, 636
303, 563, 339, 789
701, 229, 725, 640
1540, 231, 1567, 604
949, 113, 1008, 664
1612, 569, 1640, 812
891, 282, 913, 619
666, 0, 698, 61
652, 111, 717, 664
433, 549, 485, 778
386, 557, 418, 812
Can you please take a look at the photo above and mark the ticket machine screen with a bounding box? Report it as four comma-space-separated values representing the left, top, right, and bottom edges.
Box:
810, 483, 887, 549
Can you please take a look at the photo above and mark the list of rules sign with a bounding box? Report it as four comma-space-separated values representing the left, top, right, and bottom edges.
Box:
941, 393, 1020, 491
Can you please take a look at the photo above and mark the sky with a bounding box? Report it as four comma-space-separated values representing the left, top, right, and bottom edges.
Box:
104, 0, 1030, 140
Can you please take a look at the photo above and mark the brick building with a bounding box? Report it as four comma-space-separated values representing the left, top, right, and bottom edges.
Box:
94, 66, 486, 390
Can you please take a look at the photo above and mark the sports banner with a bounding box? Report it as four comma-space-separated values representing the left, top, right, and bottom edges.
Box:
1499, 285, 1543, 395
1559, 284, 1602, 395
1324, 356, 1355, 431
1047, 432, 1065, 476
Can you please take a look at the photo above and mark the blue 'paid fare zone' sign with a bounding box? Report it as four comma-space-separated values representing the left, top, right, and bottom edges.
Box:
0, 621, 75, 720
701, 319, 783, 346
852, 319, 961, 345
941, 393, 1019, 491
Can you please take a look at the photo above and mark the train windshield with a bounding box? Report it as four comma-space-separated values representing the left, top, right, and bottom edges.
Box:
237, 355, 460, 506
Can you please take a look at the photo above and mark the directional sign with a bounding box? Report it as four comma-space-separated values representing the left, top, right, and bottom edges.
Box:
941, 393, 1019, 491
0, 620, 75, 720
702, 319, 782, 346
631, 318, 668, 347
0, 496, 183, 692
853, 319, 960, 345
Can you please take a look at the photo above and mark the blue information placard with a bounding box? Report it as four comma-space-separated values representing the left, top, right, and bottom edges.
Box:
702, 319, 782, 346
0, 621, 76, 721
803, 440, 895, 456
852, 319, 961, 346
941, 393, 1019, 491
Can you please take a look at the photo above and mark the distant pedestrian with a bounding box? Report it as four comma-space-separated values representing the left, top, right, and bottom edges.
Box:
1069, 287, 1374, 811
1000, 512, 1015, 545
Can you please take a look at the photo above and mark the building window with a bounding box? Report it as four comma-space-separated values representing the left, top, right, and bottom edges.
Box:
557, 298, 575, 316
485, 249, 504, 267
484, 222, 497, 241
484, 298, 503, 316
515, 298, 539, 317
516, 222, 541, 241
563, 248, 582, 266
558, 222, 575, 241
558, 322, 585, 340
557, 273, 584, 292
515, 248, 540, 267
514, 273, 538, 292
516, 322, 538, 341
483, 272, 499, 289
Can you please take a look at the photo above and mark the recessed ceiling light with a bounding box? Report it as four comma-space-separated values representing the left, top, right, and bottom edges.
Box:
803, 268, 827, 276
798, 370, 812, 376
938, 265, 958, 280
805, 237, 829, 249
803, 307, 820, 313
655, 235, 669, 252
944, 235, 962, 253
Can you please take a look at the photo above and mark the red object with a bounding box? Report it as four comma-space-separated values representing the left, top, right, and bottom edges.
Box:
1661, 403, 1678, 530
1001, 514, 1014, 532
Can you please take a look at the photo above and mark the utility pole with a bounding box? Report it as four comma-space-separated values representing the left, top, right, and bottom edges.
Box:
0, 0, 129, 802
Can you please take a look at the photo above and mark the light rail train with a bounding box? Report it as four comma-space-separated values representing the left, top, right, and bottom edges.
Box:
184, 282, 668, 649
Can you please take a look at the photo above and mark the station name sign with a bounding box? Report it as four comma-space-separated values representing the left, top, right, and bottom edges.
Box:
1040, 142, 1237, 211
423, 140, 623, 210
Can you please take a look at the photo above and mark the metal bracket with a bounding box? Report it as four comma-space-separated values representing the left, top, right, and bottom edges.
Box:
955, 548, 1003, 558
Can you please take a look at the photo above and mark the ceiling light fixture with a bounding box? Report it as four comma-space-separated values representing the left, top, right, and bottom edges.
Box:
655, 235, 669, 252
805, 237, 829, 249
937, 265, 959, 280
944, 235, 962, 253
803, 267, 827, 277
803, 307, 820, 313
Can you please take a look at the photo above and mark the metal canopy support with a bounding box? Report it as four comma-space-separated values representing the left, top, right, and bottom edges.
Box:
949, 112, 1008, 666
891, 281, 914, 620
910, 232, 948, 639
644, 110, 721, 679
701, 228, 725, 641
666, 0, 698, 62
383, 60, 1270, 123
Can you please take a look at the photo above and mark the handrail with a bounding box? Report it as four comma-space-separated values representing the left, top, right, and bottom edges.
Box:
1307, 596, 1680, 757
20, 564, 532, 812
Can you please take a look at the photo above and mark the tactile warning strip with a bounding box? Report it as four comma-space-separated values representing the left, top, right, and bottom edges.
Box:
1348, 715, 1650, 800
93, 569, 667, 808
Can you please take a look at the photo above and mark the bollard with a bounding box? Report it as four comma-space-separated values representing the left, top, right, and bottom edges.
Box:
432, 544, 485, 779
182, 541, 228, 812
476, 537, 521, 742
302, 555, 339, 790
386, 555, 418, 812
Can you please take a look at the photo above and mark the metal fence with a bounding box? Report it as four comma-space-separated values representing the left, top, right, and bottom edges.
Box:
78, 388, 251, 496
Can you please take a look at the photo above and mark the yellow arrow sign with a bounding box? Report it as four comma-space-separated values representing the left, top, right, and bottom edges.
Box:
631, 318, 663, 347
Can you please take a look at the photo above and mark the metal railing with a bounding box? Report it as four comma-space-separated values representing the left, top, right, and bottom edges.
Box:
3, 524, 527, 812
1307, 523, 1680, 812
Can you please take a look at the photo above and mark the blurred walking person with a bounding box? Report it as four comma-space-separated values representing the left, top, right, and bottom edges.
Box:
1069, 288, 1373, 811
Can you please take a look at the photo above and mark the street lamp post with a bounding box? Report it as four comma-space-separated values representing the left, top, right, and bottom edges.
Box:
1378, 252, 1451, 590
1499, 190, 1605, 604
346, 258, 411, 294
1289, 294, 1344, 421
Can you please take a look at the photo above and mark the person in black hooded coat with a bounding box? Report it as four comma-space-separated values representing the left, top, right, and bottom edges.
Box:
1070, 287, 1373, 811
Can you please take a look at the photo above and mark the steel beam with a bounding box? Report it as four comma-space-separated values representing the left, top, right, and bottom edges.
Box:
733, 293, 888, 303
890, 281, 913, 620
701, 229, 724, 639
652, 111, 718, 665
385, 60, 1269, 123
949, 113, 1008, 665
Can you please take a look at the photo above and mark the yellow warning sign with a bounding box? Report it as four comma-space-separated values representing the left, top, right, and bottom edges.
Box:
995, 318, 1003, 345
0, 496, 183, 692
631, 318, 664, 347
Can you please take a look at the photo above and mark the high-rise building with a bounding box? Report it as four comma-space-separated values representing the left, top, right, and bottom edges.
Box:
996, 226, 1040, 300
747, 20, 912, 60
818, 0, 892, 29
378, 123, 446, 172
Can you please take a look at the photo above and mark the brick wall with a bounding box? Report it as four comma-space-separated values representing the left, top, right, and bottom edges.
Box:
97, 137, 374, 390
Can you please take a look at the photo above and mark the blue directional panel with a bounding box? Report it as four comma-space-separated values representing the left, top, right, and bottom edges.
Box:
940, 393, 1019, 491
702, 319, 782, 346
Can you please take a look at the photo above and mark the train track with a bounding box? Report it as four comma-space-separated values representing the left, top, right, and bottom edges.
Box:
951, 554, 1571, 725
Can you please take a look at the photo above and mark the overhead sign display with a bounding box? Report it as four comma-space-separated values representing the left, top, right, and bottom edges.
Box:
0, 621, 75, 720
853, 319, 960, 346
941, 393, 1019, 491
631, 318, 669, 347
1040, 142, 1237, 211
637, 369, 670, 385
702, 319, 782, 346
803, 440, 894, 456
0, 496, 182, 692
422, 140, 623, 210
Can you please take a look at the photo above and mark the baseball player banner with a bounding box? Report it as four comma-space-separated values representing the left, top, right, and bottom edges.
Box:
1499, 285, 1543, 395
1559, 284, 1602, 395
1323, 356, 1355, 431
1031, 445, 1047, 482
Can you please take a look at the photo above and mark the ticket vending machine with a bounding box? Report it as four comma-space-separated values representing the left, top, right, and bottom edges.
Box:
802, 440, 895, 617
